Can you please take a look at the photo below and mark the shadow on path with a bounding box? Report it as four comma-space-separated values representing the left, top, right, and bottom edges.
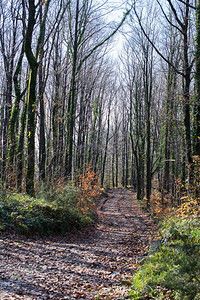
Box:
0, 189, 157, 299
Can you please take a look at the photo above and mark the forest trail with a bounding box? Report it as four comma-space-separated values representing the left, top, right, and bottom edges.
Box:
0, 189, 157, 299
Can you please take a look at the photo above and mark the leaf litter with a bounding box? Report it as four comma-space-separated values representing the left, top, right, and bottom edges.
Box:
0, 189, 157, 299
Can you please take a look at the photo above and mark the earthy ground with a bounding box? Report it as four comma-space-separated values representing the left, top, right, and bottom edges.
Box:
0, 189, 157, 299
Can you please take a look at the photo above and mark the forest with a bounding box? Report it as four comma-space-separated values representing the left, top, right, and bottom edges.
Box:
0, 0, 200, 299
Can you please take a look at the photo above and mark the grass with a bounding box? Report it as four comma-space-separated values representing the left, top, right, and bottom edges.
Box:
129, 212, 200, 299
0, 184, 96, 236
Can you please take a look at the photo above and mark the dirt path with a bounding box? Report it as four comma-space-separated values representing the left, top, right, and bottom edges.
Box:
0, 189, 157, 299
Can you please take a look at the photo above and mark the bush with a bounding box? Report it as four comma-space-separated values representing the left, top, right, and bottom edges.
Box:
130, 216, 200, 299
0, 180, 99, 236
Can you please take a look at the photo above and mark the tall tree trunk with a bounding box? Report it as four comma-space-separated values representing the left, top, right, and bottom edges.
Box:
195, 0, 200, 156
125, 136, 129, 188
146, 100, 151, 207
38, 6, 46, 182
164, 66, 172, 192
94, 99, 102, 173
8, 48, 24, 172
25, 0, 50, 195
39, 64, 46, 181
76, 85, 85, 171
101, 97, 111, 186
144, 49, 152, 208
2, 70, 13, 184
26, 66, 37, 196
183, 0, 193, 182
24, 0, 37, 195
112, 151, 115, 188
65, 0, 79, 179
115, 132, 118, 187
17, 99, 27, 192
52, 36, 60, 178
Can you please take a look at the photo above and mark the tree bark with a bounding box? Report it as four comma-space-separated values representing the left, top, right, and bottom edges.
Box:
195, 0, 200, 156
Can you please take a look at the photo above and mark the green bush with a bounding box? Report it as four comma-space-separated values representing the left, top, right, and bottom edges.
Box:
0, 185, 95, 236
130, 217, 200, 300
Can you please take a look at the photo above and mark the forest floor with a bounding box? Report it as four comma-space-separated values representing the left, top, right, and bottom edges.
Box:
0, 188, 157, 299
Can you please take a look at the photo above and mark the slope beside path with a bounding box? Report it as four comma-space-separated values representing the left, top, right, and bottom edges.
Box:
0, 189, 157, 299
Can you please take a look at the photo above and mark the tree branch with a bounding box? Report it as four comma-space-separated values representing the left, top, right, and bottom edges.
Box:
156, 0, 184, 34
133, 5, 185, 77
167, 0, 184, 29
177, 0, 196, 10
77, 9, 131, 72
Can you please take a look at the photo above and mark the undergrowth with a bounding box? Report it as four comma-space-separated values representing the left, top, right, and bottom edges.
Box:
129, 214, 200, 299
0, 166, 101, 236
130, 167, 200, 300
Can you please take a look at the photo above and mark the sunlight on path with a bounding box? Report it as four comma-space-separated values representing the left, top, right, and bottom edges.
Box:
0, 189, 157, 299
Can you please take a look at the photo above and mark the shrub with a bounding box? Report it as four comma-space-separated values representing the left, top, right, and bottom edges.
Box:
78, 164, 101, 221
129, 215, 200, 300
0, 171, 101, 236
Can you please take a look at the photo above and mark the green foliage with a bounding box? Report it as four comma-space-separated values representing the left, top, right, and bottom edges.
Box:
0, 184, 95, 236
130, 217, 200, 299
